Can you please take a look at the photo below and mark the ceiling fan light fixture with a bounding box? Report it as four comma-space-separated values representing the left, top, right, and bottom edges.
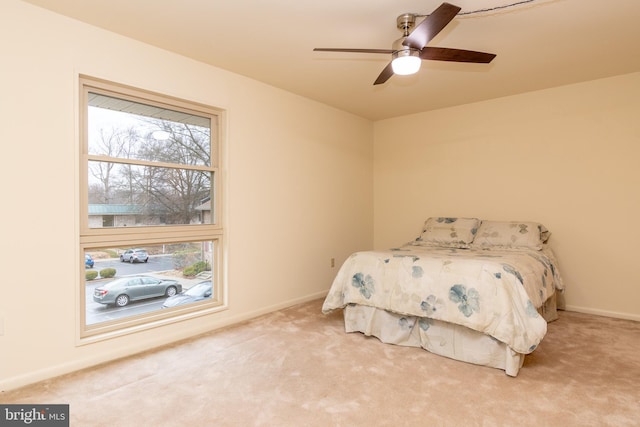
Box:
391, 49, 421, 75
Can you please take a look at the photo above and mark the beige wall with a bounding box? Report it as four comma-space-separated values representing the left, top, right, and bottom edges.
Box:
374, 72, 640, 321
0, 1, 373, 390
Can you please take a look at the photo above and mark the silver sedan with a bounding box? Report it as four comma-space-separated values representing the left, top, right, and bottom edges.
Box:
93, 275, 182, 307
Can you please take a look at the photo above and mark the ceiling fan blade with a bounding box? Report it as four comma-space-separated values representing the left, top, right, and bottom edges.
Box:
420, 47, 496, 63
373, 62, 395, 85
403, 2, 461, 50
313, 48, 393, 54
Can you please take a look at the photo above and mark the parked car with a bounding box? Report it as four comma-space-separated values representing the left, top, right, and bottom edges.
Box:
161, 281, 212, 308
120, 248, 149, 263
93, 275, 182, 307
85, 254, 95, 269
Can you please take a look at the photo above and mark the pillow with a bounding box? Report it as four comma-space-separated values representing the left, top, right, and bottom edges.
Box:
471, 220, 550, 250
414, 217, 481, 248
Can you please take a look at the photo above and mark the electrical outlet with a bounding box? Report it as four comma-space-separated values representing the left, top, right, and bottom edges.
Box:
330, 258, 335, 268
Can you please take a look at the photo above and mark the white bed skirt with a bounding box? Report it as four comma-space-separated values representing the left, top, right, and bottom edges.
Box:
343, 296, 558, 377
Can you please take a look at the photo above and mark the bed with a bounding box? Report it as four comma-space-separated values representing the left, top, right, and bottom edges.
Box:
322, 217, 564, 376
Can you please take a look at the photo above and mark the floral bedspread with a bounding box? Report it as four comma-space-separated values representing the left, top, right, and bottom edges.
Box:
322, 245, 564, 354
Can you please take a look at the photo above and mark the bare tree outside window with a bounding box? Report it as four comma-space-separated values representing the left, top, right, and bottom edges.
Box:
87, 96, 215, 227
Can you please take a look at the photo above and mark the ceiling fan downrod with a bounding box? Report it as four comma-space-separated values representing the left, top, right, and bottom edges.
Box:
396, 13, 417, 35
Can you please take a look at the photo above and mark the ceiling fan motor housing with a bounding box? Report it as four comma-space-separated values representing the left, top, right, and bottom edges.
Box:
392, 34, 419, 65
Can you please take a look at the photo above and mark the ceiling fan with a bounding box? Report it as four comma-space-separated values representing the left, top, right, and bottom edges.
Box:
313, 2, 496, 85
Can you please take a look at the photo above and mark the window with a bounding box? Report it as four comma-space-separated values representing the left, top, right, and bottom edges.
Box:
79, 76, 225, 340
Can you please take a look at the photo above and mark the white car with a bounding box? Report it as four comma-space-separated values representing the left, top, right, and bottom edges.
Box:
119, 248, 149, 263
162, 281, 212, 308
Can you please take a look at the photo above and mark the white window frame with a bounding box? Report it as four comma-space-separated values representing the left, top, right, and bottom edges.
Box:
78, 75, 226, 342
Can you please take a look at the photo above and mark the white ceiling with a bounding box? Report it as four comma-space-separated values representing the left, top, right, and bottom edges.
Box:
22, 0, 640, 120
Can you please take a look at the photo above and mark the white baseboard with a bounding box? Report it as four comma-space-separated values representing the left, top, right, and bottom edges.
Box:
564, 305, 640, 322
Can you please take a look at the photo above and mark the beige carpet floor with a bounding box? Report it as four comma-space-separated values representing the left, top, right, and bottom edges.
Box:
2, 299, 640, 426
